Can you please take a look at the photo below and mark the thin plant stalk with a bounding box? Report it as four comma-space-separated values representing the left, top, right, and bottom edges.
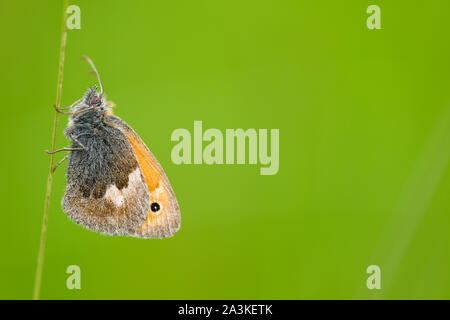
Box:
33, 0, 70, 300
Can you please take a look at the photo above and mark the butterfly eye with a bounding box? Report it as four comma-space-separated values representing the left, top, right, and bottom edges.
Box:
91, 96, 101, 106
150, 202, 161, 213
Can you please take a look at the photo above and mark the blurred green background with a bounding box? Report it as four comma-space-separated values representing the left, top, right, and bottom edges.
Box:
0, 0, 449, 299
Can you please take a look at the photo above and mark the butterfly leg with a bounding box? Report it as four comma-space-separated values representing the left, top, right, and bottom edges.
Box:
54, 97, 83, 114
60, 97, 83, 110
70, 134, 87, 150
54, 104, 73, 115
52, 155, 69, 172
45, 147, 84, 154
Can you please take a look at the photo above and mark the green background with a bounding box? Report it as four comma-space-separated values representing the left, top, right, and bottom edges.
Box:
1, 0, 449, 299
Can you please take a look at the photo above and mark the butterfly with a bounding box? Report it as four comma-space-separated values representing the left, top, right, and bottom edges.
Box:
47, 56, 180, 238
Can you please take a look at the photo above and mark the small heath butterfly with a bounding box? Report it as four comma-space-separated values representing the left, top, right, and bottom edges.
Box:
47, 56, 180, 238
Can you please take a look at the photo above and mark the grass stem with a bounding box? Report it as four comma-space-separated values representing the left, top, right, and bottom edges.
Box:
33, 0, 70, 300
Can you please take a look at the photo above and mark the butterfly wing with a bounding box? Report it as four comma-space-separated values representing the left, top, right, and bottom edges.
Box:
62, 123, 150, 236
106, 116, 181, 239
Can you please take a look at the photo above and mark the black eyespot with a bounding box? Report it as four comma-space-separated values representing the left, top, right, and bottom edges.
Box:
151, 202, 160, 213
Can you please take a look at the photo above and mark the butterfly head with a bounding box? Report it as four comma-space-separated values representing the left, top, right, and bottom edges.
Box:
84, 85, 104, 107
69, 85, 110, 119
69, 56, 115, 123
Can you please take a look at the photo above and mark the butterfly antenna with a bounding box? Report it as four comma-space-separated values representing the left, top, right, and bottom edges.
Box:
82, 56, 104, 96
